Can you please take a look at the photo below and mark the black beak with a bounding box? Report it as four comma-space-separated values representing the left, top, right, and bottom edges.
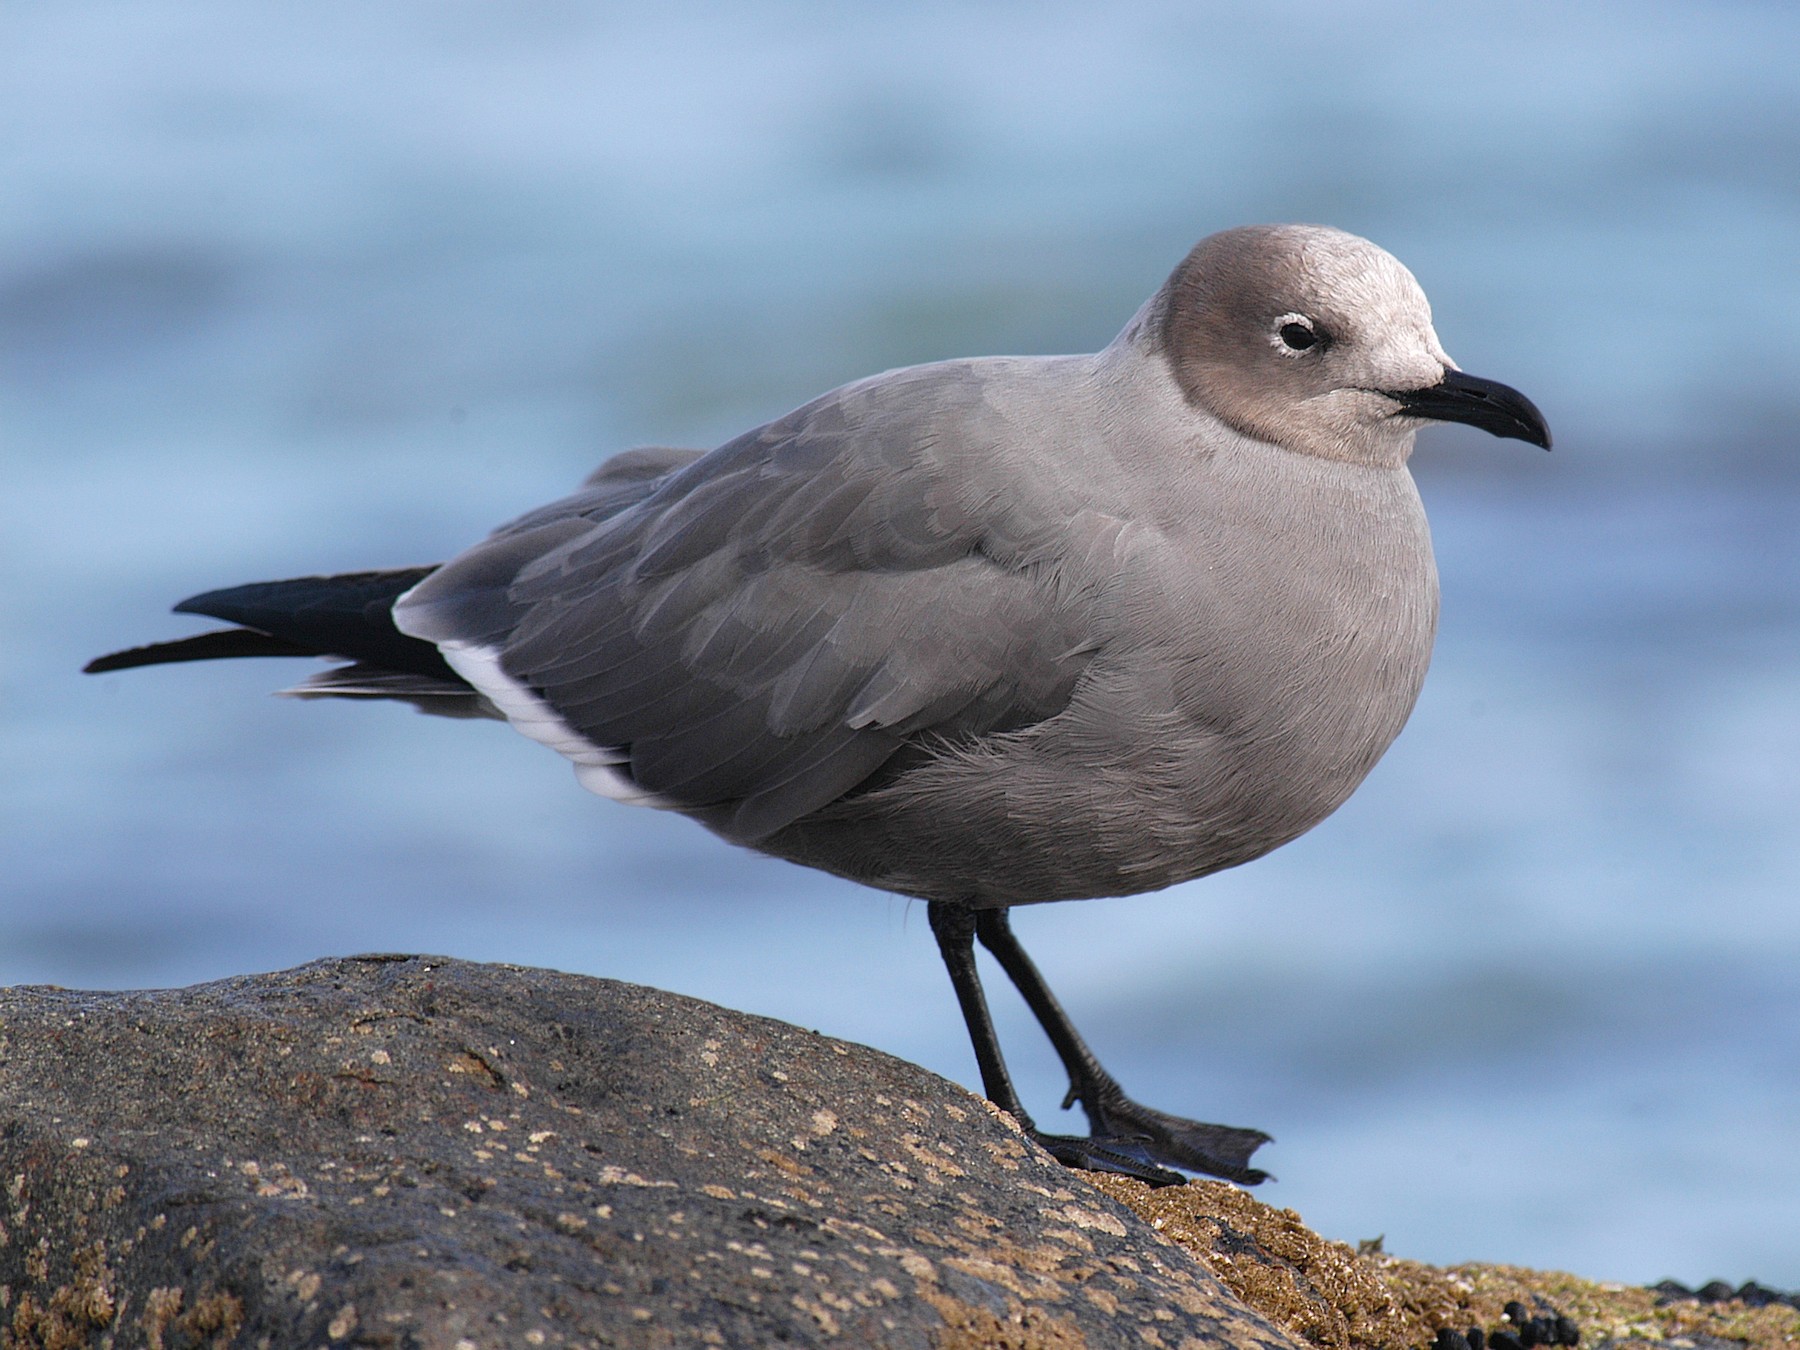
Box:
1388, 369, 1552, 450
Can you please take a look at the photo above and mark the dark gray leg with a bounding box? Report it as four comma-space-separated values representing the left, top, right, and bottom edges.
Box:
927, 902, 1184, 1186
973, 907, 1271, 1185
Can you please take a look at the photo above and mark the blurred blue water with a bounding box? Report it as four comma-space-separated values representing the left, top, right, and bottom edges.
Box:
5, 0, 1799, 1284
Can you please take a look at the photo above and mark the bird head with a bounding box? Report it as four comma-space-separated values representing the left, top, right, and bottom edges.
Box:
1155, 224, 1550, 467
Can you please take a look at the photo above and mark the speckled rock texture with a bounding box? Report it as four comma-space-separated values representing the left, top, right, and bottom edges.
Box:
0, 955, 1304, 1350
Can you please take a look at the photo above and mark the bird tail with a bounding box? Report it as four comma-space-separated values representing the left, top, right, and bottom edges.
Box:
84, 567, 491, 717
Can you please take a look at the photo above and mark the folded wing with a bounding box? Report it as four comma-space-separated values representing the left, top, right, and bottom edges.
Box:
396, 365, 1099, 843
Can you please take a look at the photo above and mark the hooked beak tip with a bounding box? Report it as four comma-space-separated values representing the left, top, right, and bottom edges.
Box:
1389, 369, 1552, 450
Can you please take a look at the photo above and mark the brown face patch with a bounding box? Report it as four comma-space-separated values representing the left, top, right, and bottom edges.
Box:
1149, 225, 1441, 466
1159, 227, 1332, 437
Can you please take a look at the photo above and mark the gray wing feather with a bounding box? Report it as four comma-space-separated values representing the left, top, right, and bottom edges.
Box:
580, 445, 707, 488
282, 664, 495, 719
396, 369, 1095, 842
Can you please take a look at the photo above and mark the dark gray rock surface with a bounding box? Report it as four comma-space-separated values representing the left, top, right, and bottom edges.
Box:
0, 955, 1302, 1349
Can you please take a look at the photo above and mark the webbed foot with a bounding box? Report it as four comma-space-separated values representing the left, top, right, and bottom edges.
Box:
1076, 1085, 1271, 1185
1029, 1129, 1187, 1187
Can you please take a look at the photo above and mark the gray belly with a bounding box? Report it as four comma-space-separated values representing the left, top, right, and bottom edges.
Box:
765, 539, 1438, 906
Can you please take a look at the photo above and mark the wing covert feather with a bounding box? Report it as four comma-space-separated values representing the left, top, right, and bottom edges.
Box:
396, 366, 1100, 841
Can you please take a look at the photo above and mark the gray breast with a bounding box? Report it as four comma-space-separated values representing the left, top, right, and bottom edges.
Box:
763, 441, 1439, 908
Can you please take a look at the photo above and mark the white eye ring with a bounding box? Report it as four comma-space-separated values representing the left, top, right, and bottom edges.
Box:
1271, 313, 1319, 356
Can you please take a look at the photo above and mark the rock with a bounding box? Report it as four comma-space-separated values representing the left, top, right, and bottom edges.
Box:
1085, 1178, 1800, 1350
0, 955, 1302, 1349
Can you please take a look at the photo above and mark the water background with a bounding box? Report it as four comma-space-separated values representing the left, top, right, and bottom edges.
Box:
5, 0, 1800, 1286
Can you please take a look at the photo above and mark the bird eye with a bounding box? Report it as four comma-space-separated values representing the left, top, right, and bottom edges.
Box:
1275, 314, 1319, 353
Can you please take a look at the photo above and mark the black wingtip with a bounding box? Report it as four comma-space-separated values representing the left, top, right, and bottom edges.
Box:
172, 582, 277, 621
169, 569, 438, 626
84, 648, 149, 674
84, 629, 315, 674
